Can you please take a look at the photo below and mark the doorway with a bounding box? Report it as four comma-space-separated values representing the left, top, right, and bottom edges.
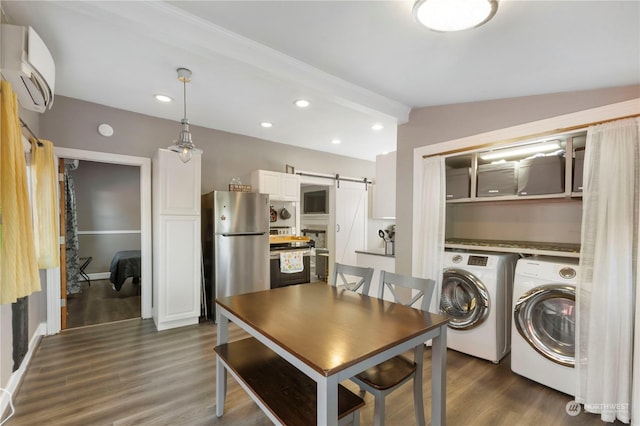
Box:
64, 159, 142, 328
46, 148, 151, 335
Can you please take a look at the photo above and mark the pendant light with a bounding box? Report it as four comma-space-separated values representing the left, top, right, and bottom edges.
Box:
167, 67, 202, 163
413, 0, 498, 32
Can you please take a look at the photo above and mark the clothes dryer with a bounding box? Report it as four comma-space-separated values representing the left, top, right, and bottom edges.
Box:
511, 256, 578, 396
440, 250, 518, 363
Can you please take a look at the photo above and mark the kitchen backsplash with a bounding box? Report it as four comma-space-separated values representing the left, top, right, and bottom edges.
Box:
269, 200, 297, 231
302, 227, 327, 249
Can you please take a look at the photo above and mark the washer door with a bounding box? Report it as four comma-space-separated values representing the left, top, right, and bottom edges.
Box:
440, 268, 489, 330
514, 285, 575, 367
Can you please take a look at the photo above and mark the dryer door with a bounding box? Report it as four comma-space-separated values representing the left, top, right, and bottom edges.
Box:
514, 284, 575, 367
440, 268, 489, 330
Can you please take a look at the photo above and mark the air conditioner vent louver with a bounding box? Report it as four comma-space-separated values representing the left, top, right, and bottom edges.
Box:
1, 24, 55, 113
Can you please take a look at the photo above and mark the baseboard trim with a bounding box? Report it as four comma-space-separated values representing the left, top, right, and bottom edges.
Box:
0, 322, 46, 422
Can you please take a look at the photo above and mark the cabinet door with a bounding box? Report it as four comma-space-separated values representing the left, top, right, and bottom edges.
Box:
255, 170, 281, 199
155, 149, 201, 215
154, 215, 201, 330
281, 174, 300, 201
335, 181, 367, 266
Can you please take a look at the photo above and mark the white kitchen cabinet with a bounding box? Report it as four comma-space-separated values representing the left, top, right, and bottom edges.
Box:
152, 149, 201, 331
251, 169, 300, 201
372, 152, 396, 219
156, 150, 201, 215
355, 251, 395, 301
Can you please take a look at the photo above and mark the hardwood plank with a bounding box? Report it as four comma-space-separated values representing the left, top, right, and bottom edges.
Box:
6, 319, 623, 425
66, 279, 141, 329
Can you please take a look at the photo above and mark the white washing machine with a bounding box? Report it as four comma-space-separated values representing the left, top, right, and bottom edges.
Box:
511, 256, 578, 396
440, 250, 518, 363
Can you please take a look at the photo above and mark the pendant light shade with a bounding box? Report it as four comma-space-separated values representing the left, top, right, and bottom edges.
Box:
413, 0, 498, 32
167, 67, 202, 163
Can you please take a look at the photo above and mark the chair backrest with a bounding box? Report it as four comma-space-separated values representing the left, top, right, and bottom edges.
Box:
332, 263, 374, 294
378, 270, 436, 312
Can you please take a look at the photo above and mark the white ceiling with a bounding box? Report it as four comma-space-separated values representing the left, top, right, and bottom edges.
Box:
3, 1, 639, 161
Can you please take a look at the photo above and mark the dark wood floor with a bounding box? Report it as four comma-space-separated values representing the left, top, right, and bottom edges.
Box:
66, 279, 141, 329
8, 318, 614, 425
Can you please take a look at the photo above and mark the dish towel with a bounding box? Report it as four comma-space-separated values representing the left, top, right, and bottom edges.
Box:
280, 251, 304, 274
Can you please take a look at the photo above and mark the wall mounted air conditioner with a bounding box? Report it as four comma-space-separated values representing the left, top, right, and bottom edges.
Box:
1, 24, 55, 113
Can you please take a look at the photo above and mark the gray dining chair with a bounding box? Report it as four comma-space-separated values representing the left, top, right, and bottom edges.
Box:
350, 270, 436, 426
331, 262, 374, 295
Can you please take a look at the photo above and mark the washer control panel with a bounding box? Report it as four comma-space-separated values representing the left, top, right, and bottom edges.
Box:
467, 255, 488, 266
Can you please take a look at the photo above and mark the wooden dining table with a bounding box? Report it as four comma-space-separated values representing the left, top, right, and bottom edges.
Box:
215, 282, 449, 425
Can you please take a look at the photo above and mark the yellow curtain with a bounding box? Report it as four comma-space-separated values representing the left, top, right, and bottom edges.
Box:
31, 138, 60, 268
1, 80, 41, 305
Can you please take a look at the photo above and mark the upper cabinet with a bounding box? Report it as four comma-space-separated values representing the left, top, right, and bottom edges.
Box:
251, 169, 300, 202
154, 148, 201, 215
372, 152, 396, 219
445, 130, 586, 203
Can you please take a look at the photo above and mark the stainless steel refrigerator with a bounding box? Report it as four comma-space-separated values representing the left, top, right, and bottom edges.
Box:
201, 191, 269, 320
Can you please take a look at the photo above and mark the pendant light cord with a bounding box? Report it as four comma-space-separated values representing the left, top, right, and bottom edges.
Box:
183, 78, 187, 121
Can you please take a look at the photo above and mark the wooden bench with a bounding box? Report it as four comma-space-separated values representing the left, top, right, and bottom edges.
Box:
215, 337, 365, 425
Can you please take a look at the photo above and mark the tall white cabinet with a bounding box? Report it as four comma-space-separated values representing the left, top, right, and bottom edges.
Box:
152, 149, 202, 331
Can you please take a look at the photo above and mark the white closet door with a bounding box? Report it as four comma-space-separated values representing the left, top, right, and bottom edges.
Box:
335, 181, 367, 267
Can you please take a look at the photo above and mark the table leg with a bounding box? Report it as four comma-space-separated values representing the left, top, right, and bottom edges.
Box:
317, 375, 339, 425
431, 324, 447, 426
216, 314, 229, 417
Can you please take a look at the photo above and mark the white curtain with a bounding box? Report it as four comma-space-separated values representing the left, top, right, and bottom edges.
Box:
416, 156, 446, 311
576, 117, 639, 424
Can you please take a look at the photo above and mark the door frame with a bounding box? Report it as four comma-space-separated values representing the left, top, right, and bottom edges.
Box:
299, 175, 336, 280
46, 147, 152, 334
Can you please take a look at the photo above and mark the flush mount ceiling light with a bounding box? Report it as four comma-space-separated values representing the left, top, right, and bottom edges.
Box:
413, 0, 498, 32
154, 94, 173, 103
167, 68, 203, 163
294, 99, 310, 108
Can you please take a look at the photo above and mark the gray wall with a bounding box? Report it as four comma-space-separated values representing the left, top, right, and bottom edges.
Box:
40, 96, 376, 194
395, 84, 640, 275
70, 161, 141, 273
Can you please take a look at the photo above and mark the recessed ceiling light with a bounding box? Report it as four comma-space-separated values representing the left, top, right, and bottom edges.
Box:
154, 94, 173, 103
260, 122, 273, 128
331, 139, 341, 145
294, 99, 310, 108
372, 123, 384, 131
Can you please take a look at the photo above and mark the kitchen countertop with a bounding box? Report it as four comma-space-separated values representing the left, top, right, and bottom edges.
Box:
445, 238, 580, 258
269, 235, 310, 244
355, 249, 395, 258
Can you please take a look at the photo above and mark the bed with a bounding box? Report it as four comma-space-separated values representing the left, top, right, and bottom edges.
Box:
109, 250, 141, 291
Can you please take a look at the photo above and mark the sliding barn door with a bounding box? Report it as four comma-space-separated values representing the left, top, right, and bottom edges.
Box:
334, 181, 367, 267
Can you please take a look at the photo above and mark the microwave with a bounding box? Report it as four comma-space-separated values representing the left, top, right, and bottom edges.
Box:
303, 189, 328, 214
